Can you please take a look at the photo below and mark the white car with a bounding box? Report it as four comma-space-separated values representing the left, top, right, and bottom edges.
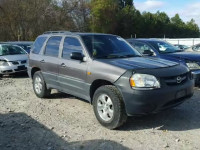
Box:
0, 44, 28, 78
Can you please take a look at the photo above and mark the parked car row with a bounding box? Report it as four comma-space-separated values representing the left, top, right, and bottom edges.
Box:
186, 43, 200, 52
27, 31, 196, 129
1, 32, 200, 129
174, 44, 189, 50
4, 41, 33, 53
0, 44, 28, 78
127, 39, 200, 85
0, 41, 33, 53
174, 43, 200, 52
0, 41, 33, 78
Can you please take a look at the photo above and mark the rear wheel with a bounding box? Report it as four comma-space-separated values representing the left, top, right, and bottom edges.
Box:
93, 85, 127, 129
33, 71, 51, 98
0, 74, 3, 78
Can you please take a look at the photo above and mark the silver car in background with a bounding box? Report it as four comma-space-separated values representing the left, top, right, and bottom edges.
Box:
0, 44, 28, 77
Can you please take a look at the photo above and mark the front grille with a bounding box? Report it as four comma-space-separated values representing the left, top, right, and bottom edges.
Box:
163, 73, 188, 86
2, 70, 13, 73
21, 60, 27, 64
14, 65, 27, 71
12, 61, 19, 65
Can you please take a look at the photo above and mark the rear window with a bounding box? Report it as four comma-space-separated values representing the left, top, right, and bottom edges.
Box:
44, 36, 62, 57
32, 37, 47, 54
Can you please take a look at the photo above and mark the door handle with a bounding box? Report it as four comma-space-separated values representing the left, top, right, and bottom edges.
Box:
40, 59, 45, 63
61, 63, 66, 67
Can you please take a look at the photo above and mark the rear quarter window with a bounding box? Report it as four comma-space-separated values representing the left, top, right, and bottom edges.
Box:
32, 37, 47, 54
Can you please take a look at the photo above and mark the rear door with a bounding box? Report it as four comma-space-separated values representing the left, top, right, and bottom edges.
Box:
40, 36, 62, 88
58, 36, 89, 99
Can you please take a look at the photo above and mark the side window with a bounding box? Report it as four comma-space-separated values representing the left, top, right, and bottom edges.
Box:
44, 36, 62, 57
134, 42, 154, 55
32, 37, 47, 54
62, 37, 83, 59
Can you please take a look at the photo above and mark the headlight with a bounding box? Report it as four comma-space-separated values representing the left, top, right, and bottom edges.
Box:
186, 62, 200, 70
0, 60, 9, 66
130, 73, 160, 89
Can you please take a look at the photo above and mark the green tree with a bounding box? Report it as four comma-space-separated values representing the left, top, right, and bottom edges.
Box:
185, 19, 200, 38
90, 0, 119, 33
118, 0, 133, 8
117, 5, 142, 38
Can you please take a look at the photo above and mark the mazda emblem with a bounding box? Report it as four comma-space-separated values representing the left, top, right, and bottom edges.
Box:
177, 76, 182, 83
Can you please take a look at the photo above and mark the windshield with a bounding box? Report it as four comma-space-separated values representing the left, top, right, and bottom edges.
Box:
17, 44, 32, 53
18, 44, 31, 50
0, 45, 26, 56
81, 35, 141, 59
149, 41, 182, 53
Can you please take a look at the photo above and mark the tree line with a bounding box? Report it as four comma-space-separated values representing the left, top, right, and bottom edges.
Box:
0, 0, 199, 41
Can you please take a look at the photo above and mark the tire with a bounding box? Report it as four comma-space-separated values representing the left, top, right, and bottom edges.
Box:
0, 74, 2, 78
33, 71, 51, 98
93, 85, 127, 129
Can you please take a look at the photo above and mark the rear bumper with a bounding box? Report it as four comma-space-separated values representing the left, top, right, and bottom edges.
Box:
0, 64, 27, 75
191, 70, 200, 85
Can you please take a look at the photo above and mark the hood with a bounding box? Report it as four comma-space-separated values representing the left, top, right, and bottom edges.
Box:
0, 54, 28, 62
167, 51, 200, 62
99, 56, 178, 70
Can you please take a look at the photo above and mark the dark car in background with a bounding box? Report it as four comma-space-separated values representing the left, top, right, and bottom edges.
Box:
174, 44, 189, 50
186, 43, 200, 52
127, 39, 200, 85
28, 31, 194, 129
4, 41, 33, 53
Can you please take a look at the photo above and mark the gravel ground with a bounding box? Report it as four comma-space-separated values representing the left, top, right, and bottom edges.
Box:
0, 75, 200, 150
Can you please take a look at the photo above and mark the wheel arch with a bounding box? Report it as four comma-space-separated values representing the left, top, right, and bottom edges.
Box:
90, 79, 114, 103
31, 67, 41, 79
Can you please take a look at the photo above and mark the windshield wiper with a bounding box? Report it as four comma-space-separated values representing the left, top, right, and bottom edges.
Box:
95, 54, 141, 59
95, 54, 122, 59
176, 50, 184, 52
125, 54, 141, 58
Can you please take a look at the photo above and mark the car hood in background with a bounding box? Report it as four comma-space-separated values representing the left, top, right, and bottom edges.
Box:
100, 57, 178, 70
0, 54, 28, 62
167, 51, 200, 62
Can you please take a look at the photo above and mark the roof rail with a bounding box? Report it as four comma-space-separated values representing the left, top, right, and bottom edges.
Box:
43, 31, 71, 34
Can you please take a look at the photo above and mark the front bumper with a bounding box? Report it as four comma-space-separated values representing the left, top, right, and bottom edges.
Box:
0, 64, 27, 75
115, 72, 194, 116
191, 70, 200, 85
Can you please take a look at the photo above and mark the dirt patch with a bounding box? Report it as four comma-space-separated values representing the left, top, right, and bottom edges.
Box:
0, 76, 200, 150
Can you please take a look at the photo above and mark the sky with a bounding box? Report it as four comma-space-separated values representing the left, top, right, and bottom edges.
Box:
134, 0, 200, 26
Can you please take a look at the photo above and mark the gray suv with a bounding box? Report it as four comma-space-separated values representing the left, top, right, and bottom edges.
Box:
28, 31, 194, 129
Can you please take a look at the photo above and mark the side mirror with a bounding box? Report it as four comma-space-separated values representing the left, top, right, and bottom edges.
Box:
143, 50, 154, 56
70, 52, 84, 61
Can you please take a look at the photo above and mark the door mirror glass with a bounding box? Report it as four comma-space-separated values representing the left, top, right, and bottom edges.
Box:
70, 52, 84, 61
143, 50, 154, 56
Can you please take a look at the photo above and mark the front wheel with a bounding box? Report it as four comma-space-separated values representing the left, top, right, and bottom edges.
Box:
33, 71, 51, 98
93, 85, 127, 129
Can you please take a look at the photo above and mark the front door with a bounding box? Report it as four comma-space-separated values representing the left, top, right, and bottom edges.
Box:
58, 36, 88, 99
